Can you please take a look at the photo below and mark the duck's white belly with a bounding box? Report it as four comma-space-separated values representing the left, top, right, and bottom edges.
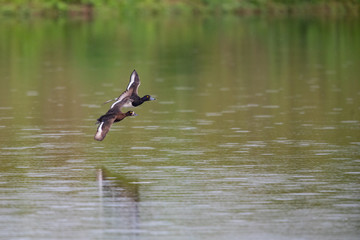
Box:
122, 101, 134, 108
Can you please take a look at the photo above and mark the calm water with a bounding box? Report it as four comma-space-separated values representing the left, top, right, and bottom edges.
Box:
0, 15, 360, 239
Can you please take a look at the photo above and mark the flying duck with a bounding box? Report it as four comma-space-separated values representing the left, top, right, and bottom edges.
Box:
104, 69, 156, 108
94, 97, 137, 141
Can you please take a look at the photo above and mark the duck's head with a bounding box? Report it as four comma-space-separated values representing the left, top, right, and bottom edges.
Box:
126, 111, 138, 117
141, 95, 156, 101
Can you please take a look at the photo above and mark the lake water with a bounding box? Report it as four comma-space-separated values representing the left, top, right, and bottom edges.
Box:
0, 15, 359, 239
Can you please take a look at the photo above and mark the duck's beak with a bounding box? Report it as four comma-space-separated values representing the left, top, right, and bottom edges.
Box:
149, 96, 156, 101
132, 113, 138, 116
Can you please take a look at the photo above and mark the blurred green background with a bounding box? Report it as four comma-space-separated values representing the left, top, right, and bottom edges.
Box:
0, 0, 359, 17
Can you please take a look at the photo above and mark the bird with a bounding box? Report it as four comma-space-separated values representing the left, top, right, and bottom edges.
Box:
103, 69, 156, 108
94, 97, 137, 141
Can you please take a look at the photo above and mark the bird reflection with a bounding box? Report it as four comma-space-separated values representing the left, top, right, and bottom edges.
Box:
96, 167, 140, 237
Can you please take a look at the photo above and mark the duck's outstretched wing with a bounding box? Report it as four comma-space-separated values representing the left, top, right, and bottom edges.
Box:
95, 97, 132, 141
110, 97, 133, 110
127, 69, 141, 95
103, 97, 118, 104
103, 70, 140, 106
94, 115, 116, 141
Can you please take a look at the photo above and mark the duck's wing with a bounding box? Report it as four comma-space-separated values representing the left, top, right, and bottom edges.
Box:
103, 97, 118, 104
103, 70, 140, 105
94, 115, 116, 141
104, 89, 131, 106
127, 69, 141, 95
110, 97, 133, 110
95, 98, 131, 141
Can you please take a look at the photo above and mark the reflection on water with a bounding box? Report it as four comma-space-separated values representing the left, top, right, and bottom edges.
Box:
0, 15, 360, 239
97, 167, 140, 238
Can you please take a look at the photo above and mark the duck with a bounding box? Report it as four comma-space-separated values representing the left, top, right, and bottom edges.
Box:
104, 69, 156, 108
94, 97, 137, 141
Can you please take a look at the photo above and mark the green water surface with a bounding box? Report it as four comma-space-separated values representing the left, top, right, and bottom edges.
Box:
0, 15, 359, 240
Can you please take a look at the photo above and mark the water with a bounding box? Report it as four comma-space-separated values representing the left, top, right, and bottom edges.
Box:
0, 16, 360, 239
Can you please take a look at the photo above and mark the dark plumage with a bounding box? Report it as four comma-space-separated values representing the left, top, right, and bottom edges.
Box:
104, 69, 155, 108
94, 98, 137, 141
